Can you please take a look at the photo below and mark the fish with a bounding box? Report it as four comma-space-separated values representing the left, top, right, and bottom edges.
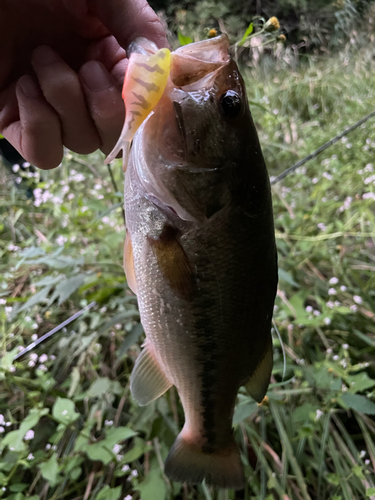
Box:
107, 34, 278, 490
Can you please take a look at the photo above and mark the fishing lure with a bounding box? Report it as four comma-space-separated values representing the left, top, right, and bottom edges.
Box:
105, 47, 171, 170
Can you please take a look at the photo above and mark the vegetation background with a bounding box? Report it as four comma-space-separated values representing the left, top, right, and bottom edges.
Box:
1, 1, 375, 499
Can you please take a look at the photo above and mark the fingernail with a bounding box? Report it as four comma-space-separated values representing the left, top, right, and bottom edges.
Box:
81, 61, 112, 92
33, 45, 58, 65
19, 75, 40, 98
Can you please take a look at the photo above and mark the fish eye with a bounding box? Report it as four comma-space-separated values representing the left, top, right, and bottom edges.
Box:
219, 90, 242, 118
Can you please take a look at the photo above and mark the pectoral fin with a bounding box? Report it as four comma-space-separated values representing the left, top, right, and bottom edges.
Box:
130, 341, 173, 406
124, 231, 137, 295
244, 340, 273, 403
147, 225, 196, 301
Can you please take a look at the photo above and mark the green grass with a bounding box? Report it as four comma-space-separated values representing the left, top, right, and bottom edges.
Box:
1, 42, 375, 500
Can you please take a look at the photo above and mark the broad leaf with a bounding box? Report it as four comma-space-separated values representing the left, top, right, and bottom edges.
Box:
339, 393, 375, 415
39, 454, 59, 487
178, 31, 193, 46
52, 397, 79, 425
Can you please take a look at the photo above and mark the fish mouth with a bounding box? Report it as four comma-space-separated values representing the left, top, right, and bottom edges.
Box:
170, 34, 230, 88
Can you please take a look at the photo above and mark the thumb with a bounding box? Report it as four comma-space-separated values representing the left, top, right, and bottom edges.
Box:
90, 0, 168, 51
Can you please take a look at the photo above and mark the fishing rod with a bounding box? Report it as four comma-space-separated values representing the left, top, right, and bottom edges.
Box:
13, 301, 97, 360
271, 109, 375, 185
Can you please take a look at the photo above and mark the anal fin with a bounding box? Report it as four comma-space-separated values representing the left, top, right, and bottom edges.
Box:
130, 341, 172, 406
244, 339, 273, 403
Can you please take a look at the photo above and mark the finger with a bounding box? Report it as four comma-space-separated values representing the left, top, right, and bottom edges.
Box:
4, 75, 63, 169
87, 35, 128, 87
32, 45, 101, 154
80, 60, 125, 155
90, 0, 168, 51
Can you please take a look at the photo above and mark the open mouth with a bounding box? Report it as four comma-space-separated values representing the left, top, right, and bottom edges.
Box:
170, 34, 230, 87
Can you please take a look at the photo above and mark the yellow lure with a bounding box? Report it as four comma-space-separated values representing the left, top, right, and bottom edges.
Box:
105, 47, 171, 170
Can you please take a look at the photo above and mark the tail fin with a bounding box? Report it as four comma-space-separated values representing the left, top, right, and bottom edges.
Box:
164, 432, 244, 490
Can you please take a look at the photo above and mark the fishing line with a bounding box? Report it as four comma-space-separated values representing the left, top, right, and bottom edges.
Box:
272, 319, 286, 381
270, 109, 375, 185
13, 301, 97, 361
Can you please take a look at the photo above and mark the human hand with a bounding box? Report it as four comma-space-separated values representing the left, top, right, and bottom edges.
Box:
0, 0, 167, 169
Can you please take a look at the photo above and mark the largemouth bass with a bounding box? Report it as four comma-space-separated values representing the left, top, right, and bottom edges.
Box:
107, 34, 278, 490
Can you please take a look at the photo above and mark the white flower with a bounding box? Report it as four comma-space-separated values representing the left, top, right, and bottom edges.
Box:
12, 164, 20, 172
100, 307, 107, 313
122, 464, 130, 472
38, 364, 48, 372
28, 360, 36, 368
94, 184, 102, 190
323, 172, 332, 180
342, 344, 349, 350
328, 288, 336, 295
0, 426, 4, 433
39, 354, 48, 363
350, 305, 358, 312
326, 301, 335, 309
31, 334, 38, 342
305, 305, 313, 313
326, 348, 332, 355
45, 443, 51, 450
339, 196, 353, 212
124, 495, 132, 500
113, 444, 121, 454
359, 450, 366, 458
0, 415, 4, 426
7, 244, 20, 252
333, 355, 339, 361
67, 193, 75, 201
105, 420, 113, 426
0, 298, 6, 305
24, 430, 34, 441
56, 235, 68, 246
312, 177, 319, 184
62, 410, 68, 415
324, 318, 331, 325
315, 409, 324, 421
365, 459, 370, 465
340, 285, 347, 292
317, 223, 327, 231
131, 469, 138, 477
329, 277, 339, 285
27, 453, 34, 460
353, 295, 362, 304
